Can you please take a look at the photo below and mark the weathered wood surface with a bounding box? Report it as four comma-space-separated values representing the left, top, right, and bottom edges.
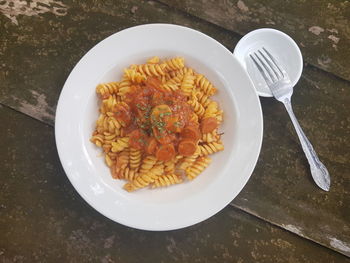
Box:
233, 65, 350, 256
0, 0, 238, 125
1, 105, 349, 262
0, 0, 349, 258
159, 0, 350, 81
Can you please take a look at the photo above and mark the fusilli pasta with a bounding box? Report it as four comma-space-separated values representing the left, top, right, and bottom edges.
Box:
195, 74, 217, 96
91, 56, 224, 192
164, 57, 185, 71
199, 141, 224, 156
96, 82, 119, 99
186, 157, 211, 180
151, 174, 182, 188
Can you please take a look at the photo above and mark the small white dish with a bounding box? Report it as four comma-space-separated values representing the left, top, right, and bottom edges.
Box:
55, 24, 263, 231
233, 28, 303, 97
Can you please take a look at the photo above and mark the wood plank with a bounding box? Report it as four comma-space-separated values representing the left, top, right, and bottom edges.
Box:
158, 0, 350, 81
232, 65, 350, 256
0, 0, 349, 256
0, 105, 348, 262
0, 0, 238, 125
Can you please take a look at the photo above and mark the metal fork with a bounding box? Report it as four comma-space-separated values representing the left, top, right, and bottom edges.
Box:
250, 48, 330, 191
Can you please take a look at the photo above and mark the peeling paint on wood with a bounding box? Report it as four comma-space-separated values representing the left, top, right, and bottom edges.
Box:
309, 26, 325, 35
0, 0, 238, 126
0, 106, 348, 261
0, 0, 68, 25
231, 63, 350, 257
16, 90, 55, 122
159, 0, 350, 81
237, 0, 249, 12
0, 0, 350, 259
282, 224, 303, 236
328, 35, 340, 44
330, 238, 350, 254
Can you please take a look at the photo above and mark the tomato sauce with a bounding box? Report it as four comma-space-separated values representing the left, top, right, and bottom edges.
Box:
119, 77, 200, 160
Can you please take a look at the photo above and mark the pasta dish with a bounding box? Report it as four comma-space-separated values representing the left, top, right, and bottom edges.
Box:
91, 56, 224, 191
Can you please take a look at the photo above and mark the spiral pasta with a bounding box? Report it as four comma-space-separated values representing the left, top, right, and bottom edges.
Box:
124, 68, 146, 83
90, 132, 104, 147
159, 74, 170, 84
123, 164, 164, 192
195, 74, 217, 96
129, 147, 142, 170
164, 57, 185, 71
189, 112, 199, 123
187, 98, 205, 117
186, 157, 211, 180
103, 145, 112, 154
179, 148, 200, 170
106, 150, 117, 160
91, 56, 225, 192
161, 75, 183, 91
111, 137, 129, 152
195, 90, 211, 108
139, 155, 158, 174
123, 172, 158, 192
169, 67, 194, 78
93, 114, 123, 136
122, 167, 139, 181
135, 63, 168, 76
147, 56, 160, 64
199, 141, 224, 156
164, 159, 176, 174
180, 72, 195, 97
105, 154, 113, 167
201, 129, 220, 143
111, 149, 129, 179
96, 82, 119, 99
100, 96, 118, 114
203, 101, 219, 119
117, 78, 132, 99
215, 110, 224, 123
151, 174, 182, 188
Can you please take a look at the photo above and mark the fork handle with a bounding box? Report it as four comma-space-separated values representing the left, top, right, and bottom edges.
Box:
283, 99, 331, 191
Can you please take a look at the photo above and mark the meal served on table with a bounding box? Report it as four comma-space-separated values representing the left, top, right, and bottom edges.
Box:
91, 56, 224, 192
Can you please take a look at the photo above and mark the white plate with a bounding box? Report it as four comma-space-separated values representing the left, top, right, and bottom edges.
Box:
55, 24, 263, 230
233, 28, 303, 97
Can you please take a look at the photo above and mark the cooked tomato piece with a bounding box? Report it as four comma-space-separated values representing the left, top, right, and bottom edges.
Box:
200, 117, 218, 134
178, 140, 197, 156
156, 143, 175, 161
180, 125, 201, 141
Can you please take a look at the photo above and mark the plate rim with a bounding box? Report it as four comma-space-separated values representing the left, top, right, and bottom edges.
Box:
55, 23, 263, 231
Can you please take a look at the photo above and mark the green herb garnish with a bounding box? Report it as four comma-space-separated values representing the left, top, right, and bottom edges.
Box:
136, 103, 148, 111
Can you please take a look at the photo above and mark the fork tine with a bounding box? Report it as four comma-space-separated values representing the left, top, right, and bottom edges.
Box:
249, 54, 272, 85
262, 47, 284, 77
254, 52, 277, 82
258, 50, 281, 80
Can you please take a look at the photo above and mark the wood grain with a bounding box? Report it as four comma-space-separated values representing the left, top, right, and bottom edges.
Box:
158, 0, 350, 81
1, 104, 348, 262
0, 0, 349, 257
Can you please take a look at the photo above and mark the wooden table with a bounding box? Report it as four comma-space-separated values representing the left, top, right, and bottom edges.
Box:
1, 0, 349, 262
